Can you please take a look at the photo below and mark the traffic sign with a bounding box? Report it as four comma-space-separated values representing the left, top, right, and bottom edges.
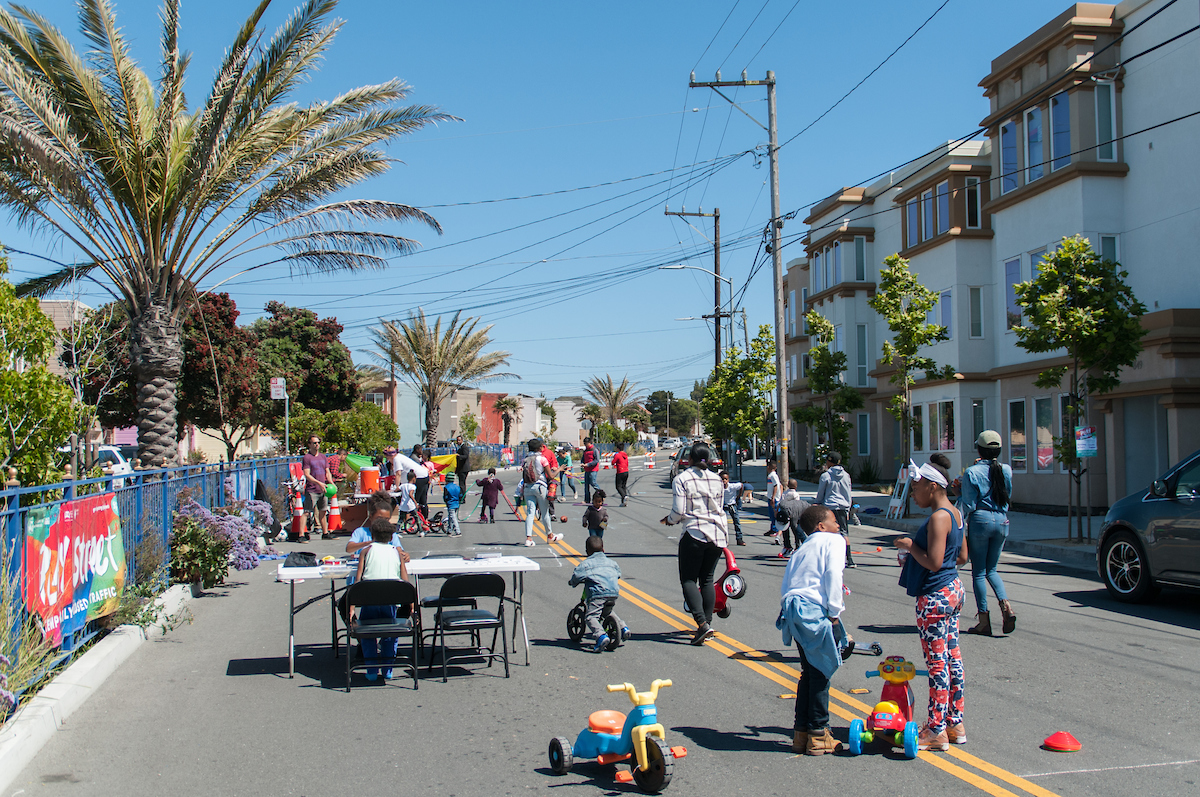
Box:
270, 377, 287, 400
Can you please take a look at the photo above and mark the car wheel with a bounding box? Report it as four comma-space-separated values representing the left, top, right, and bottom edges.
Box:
1101, 531, 1157, 603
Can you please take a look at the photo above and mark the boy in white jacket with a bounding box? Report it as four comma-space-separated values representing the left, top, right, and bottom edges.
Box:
777, 505, 845, 755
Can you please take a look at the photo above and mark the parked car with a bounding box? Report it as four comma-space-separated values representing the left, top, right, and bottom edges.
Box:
1097, 447, 1200, 602
660, 438, 681, 449
668, 444, 723, 481
59, 444, 134, 487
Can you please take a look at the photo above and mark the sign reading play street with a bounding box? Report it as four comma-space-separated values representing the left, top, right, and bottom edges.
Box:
270, 376, 287, 400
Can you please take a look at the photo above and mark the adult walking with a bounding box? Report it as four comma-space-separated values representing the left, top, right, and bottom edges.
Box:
612, 442, 630, 507
411, 445, 431, 519
815, 451, 855, 567
454, 435, 472, 508
661, 442, 728, 645
765, 460, 782, 544
301, 435, 335, 540
958, 431, 1016, 636
391, 447, 430, 519
581, 437, 600, 503
894, 458, 967, 752
521, 439, 558, 547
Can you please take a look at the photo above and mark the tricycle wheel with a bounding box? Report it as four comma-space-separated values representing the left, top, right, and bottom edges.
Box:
847, 719, 865, 756
566, 603, 586, 643
903, 721, 919, 759
870, 642, 883, 656
716, 605, 731, 619
549, 736, 573, 775
631, 735, 673, 793
721, 572, 747, 600
602, 614, 621, 650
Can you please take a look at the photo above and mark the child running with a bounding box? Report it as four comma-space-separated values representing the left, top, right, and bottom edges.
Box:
581, 489, 608, 538
475, 468, 504, 523
776, 505, 846, 755
567, 535, 630, 653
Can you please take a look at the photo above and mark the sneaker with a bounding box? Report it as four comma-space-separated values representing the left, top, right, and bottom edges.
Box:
765, 530, 778, 538
777, 549, 788, 559
524, 538, 535, 547
383, 668, 394, 680
947, 723, 967, 745
735, 539, 746, 546
690, 624, 716, 646
772, 538, 782, 546
845, 560, 857, 568
620, 626, 632, 642
593, 634, 610, 653
364, 672, 378, 682
451, 531, 462, 537
918, 725, 950, 752
321, 532, 334, 540
619, 501, 627, 507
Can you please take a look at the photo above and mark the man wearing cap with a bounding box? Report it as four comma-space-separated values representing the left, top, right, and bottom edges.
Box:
302, 436, 336, 540
815, 451, 855, 567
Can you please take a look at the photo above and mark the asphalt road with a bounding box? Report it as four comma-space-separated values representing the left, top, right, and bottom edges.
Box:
10, 465, 1200, 796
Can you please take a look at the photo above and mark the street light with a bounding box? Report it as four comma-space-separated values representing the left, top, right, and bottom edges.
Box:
658, 264, 735, 368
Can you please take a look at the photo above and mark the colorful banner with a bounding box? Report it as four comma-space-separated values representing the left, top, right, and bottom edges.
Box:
427, 453, 457, 474
1075, 426, 1099, 458
24, 493, 126, 645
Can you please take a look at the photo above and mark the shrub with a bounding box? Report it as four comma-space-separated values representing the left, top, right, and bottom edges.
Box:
175, 498, 267, 573
169, 513, 230, 588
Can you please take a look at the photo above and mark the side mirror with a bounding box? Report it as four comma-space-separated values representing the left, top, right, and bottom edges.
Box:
1150, 479, 1169, 498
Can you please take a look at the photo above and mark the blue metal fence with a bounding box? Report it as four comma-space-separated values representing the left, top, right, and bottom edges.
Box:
1, 456, 299, 663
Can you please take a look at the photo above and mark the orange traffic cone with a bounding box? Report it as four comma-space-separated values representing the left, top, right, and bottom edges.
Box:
328, 493, 342, 532
1042, 732, 1081, 752
646, 452, 655, 469
290, 490, 305, 539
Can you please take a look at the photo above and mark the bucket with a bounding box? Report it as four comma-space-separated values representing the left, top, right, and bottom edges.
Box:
359, 466, 380, 494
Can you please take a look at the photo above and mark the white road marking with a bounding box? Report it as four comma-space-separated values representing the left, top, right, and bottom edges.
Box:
1021, 759, 1200, 778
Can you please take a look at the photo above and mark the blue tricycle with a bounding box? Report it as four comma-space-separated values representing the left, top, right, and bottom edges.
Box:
549, 679, 687, 793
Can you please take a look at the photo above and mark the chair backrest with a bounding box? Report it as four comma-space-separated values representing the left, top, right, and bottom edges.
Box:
439, 573, 505, 602
346, 579, 417, 608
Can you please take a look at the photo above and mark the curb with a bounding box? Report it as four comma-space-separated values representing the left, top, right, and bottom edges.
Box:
0, 584, 192, 789
856, 518, 1098, 575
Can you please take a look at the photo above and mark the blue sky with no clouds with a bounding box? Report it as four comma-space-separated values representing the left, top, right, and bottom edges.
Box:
3, 0, 1071, 397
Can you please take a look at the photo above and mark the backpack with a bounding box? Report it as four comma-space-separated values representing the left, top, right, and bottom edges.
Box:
522, 454, 541, 485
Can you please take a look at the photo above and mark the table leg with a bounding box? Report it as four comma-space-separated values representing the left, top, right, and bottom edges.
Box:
288, 581, 296, 678
330, 579, 337, 657
511, 571, 530, 666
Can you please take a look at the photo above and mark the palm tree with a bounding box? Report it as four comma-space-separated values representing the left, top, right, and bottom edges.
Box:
492, 396, 521, 447
583, 374, 645, 426
369, 310, 514, 448
0, 0, 454, 466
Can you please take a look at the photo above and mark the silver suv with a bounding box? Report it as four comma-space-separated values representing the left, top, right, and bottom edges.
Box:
1097, 448, 1200, 602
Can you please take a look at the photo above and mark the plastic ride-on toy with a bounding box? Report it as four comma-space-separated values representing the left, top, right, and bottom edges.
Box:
566, 589, 622, 651
846, 655, 928, 759
549, 679, 687, 793
713, 547, 746, 619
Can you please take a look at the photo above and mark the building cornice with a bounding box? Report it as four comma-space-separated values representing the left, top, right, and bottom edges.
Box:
803, 186, 873, 225
805, 282, 877, 307
805, 226, 875, 256
982, 160, 1129, 215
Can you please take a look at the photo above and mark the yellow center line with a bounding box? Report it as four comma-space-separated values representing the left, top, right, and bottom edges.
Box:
523, 512, 1058, 797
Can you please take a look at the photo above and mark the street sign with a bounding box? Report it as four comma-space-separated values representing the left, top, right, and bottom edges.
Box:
270, 377, 287, 400
580, 420, 593, 430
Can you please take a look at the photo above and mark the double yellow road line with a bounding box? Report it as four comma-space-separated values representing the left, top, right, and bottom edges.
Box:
529, 518, 1060, 797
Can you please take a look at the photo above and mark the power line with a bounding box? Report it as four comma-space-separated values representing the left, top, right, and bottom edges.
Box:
692, 0, 743, 71
717, 0, 772, 71
742, 0, 803, 72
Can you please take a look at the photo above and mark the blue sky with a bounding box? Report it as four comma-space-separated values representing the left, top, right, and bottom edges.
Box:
4, 0, 1068, 398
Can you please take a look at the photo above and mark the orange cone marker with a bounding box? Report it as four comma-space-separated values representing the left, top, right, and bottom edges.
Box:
1042, 731, 1081, 752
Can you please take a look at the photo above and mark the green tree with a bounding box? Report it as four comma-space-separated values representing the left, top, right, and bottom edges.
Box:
492, 396, 521, 447
325, 401, 400, 453
1014, 235, 1147, 541
252, 302, 359, 415
646, 390, 699, 436
867, 254, 956, 475
369, 310, 514, 448
792, 310, 865, 465
699, 326, 775, 446
3, 0, 452, 467
459, 405, 480, 442
57, 300, 127, 445
536, 398, 558, 435
691, 379, 707, 404
623, 407, 650, 433
0, 259, 78, 483
583, 374, 645, 426
594, 422, 638, 446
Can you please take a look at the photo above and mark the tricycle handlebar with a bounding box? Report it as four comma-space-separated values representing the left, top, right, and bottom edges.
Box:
606, 679, 673, 706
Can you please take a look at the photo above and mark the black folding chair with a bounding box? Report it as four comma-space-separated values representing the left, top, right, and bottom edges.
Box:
416, 554, 478, 650
432, 573, 509, 682
340, 580, 420, 691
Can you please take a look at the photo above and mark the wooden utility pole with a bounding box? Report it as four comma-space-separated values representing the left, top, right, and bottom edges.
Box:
664, 206, 725, 370
689, 69, 787, 479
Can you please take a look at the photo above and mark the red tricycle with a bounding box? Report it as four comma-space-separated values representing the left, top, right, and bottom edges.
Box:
713, 547, 746, 619
845, 655, 927, 759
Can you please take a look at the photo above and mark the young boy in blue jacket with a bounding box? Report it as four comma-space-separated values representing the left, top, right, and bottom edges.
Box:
443, 474, 462, 536
568, 536, 631, 652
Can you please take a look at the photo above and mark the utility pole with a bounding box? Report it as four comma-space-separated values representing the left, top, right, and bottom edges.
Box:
690, 69, 788, 480
665, 206, 724, 370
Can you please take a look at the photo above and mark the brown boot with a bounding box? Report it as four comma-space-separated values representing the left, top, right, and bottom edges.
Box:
964, 611, 992, 636
791, 730, 808, 753
805, 727, 841, 755
998, 600, 1017, 634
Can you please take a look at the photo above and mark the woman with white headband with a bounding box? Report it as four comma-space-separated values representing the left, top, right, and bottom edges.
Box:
894, 457, 967, 752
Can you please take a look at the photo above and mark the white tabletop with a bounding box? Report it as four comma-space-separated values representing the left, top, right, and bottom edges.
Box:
275, 563, 354, 582
407, 555, 540, 576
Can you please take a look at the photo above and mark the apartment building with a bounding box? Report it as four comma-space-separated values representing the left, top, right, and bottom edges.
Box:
786, 0, 1200, 508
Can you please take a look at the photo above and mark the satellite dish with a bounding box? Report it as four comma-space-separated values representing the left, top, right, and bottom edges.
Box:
581, 420, 593, 430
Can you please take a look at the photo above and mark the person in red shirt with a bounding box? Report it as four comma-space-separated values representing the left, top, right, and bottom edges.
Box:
543, 441, 560, 513
612, 442, 630, 507
582, 438, 600, 503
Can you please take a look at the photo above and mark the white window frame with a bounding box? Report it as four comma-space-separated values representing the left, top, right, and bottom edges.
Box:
833, 241, 842, 286
1008, 398, 1028, 473
1059, 392, 1073, 474
1000, 120, 1020, 194
969, 286, 984, 339
1030, 247, 1047, 281
921, 189, 934, 241
1099, 234, 1119, 263
801, 288, 810, 333
857, 412, 870, 456
971, 398, 986, 443
1024, 106, 1044, 183
1050, 91, 1071, 171
787, 289, 796, 337
940, 288, 953, 339
965, 176, 981, 228
813, 250, 822, 293
936, 180, 950, 235
912, 404, 924, 453
1005, 257, 1022, 331
1033, 395, 1054, 473
824, 247, 832, 290
906, 198, 920, 248
856, 323, 868, 387
1095, 80, 1117, 162
854, 236, 867, 281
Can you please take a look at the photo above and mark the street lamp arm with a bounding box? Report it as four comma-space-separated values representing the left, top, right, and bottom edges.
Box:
659, 264, 732, 286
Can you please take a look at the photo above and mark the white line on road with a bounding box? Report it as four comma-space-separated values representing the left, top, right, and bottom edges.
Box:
1021, 758, 1200, 778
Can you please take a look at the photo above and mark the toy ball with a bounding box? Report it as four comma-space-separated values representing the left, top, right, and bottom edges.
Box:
324, 483, 337, 498
560, 515, 568, 523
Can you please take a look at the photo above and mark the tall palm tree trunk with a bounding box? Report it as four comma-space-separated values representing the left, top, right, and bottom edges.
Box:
130, 302, 184, 467
425, 403, 440, 448
502, 417, 512, 446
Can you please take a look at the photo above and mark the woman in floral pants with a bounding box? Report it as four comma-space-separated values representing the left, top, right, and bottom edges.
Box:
895, 458, 967, 751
